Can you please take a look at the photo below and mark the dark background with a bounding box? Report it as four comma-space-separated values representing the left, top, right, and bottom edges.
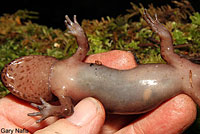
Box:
0, 0, 199, 30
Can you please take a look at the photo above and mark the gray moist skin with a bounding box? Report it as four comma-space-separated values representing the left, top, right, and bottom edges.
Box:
1, 10, 200, 123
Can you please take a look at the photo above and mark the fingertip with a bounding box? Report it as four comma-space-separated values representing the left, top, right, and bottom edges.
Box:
35, 98, 105, 134
67, 97, 105, 126
85, 50, 137, 70
116, 94, 197, 134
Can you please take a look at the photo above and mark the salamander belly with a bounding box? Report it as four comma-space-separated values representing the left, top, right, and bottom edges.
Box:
76, 63, 182, 114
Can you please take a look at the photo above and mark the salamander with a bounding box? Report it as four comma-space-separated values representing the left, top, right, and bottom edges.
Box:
1, 10, 200, 123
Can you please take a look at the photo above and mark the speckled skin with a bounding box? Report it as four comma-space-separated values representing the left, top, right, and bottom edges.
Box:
1, 56, 57, 103
1, 10, 200, 123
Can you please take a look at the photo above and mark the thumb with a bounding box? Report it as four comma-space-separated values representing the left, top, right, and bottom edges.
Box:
35, 97, 105, 134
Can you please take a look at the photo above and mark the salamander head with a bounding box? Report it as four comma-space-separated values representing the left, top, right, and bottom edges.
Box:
0, 55, 57, 103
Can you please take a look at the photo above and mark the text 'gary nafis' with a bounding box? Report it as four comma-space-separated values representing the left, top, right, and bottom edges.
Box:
1, 128, 29, 134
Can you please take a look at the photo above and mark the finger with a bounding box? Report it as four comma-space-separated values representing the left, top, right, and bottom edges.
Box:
34, 97, 106, 134
85, 50, 138, 134
115, 94, 196, 134
99, 114, 138, 134
84, 50, 138, 134
84, 50, 137, 70
0, 94, 57, 133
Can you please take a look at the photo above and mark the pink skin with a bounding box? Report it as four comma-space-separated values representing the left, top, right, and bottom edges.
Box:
1, 10, 200, 124
84, 50, 137, 70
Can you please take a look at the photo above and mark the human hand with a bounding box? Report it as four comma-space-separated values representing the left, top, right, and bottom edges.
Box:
0, 50, 197, 134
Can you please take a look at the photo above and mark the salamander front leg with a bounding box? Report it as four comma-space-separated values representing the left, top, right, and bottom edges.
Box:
65, 15, 89, 61
28, 96, 74, 123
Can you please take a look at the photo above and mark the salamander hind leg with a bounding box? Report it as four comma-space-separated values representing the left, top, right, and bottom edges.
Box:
28, 96, 74, 123
143, 9, 181, 65
143, 9, 171, 38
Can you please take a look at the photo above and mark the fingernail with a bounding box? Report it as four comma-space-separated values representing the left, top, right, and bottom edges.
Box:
67, 97, 100, 126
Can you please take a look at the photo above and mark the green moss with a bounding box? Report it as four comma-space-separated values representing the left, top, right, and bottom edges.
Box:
190, 12, 200, 25
0, 10, 77, 97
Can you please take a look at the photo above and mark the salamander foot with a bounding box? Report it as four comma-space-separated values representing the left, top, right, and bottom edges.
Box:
143, 9, 170, 37
28, 97, 73, 123
65, 15, 84, 37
